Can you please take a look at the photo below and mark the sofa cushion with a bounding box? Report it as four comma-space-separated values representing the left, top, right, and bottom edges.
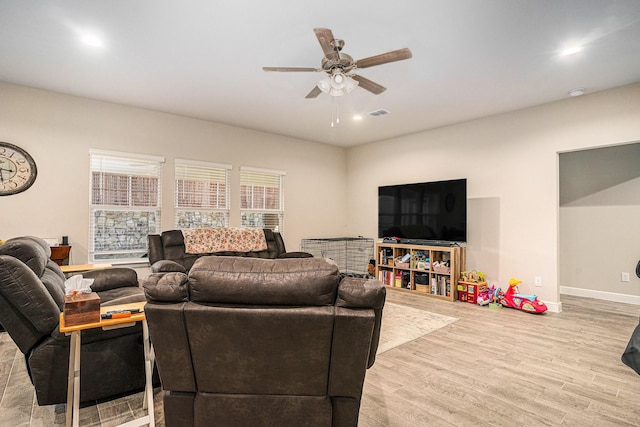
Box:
40, 268, 66, 310
151, 260, 187, 273
83, 268, 139, 292
188, 257, 339, 306
98, 287, 147, 306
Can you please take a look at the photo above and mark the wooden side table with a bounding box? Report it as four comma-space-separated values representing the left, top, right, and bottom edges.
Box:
50, 245, 71, 266
60, 263, 113, 276
59, 301, 155, 427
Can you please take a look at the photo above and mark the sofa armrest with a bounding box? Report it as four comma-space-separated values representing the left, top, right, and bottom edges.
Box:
143, 272, 189, 302
336, 277, 386, 309
336, 277, 386, 368
84, 268, 139, 292
277, 251, 314, 259
150, 260, 187, 273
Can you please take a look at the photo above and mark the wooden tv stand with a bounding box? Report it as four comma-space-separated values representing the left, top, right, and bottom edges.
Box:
375, 242, 465, 302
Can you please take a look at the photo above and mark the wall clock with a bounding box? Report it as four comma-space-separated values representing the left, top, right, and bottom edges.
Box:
0, 142, 38, 196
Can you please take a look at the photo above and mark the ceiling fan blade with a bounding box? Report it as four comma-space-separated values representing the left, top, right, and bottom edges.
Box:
351, 74, 386, 95
305, 86, 322, 99
263, 66, 320, 72
355, 48, 412, 69
314, 28, 339, 61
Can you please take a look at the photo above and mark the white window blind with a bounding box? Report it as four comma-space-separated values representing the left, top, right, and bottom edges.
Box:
89, 150, 164, 262
175, 159, 231, 228
240, 167, 285, 232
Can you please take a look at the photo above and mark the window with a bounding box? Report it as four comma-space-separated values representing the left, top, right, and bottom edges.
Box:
175, 159, 231, 228
89, 150, 164, 262
240, 167, 285, 232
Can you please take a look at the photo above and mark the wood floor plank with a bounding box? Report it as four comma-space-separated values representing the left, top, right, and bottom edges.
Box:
1, 292, 639, 426
359, 292, 640, 426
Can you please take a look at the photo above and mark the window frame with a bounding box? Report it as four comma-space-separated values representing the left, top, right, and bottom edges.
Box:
89, 149, 165, 264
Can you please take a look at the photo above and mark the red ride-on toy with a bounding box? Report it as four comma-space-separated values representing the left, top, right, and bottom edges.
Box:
499, 278, 547, 314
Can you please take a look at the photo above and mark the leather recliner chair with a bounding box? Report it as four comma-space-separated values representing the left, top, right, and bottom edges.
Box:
0, 236, 150, 405
143, 256, 386, 427
147, 228, 312, 273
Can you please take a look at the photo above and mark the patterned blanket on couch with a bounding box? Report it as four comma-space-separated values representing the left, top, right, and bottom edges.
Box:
181, 227, 268, 254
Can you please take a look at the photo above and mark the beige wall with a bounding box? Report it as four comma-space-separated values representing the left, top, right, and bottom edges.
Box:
0, 83, 349, 265
346, 82, 640, 310
3, 81, 640, 308
560, 173, 640, 302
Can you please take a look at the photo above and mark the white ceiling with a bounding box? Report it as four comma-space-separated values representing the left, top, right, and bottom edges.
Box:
1, 1, 640, 147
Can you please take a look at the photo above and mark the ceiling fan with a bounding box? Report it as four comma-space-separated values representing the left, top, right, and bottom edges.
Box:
263, 28, 412, 98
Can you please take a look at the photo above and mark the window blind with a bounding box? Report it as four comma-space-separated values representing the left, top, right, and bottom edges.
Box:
175, 159, 231, 228
240, 167, 285, 232
89, 151, 164, 262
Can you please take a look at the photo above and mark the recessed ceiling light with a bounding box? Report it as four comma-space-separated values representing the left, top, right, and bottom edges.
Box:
561, 46, 583, 56
79, 32, 104, 48
568, 87, 586, 97
353, 115, 363, 121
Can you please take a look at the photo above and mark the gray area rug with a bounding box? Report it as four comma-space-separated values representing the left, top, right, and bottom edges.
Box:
376, 302, 458, 354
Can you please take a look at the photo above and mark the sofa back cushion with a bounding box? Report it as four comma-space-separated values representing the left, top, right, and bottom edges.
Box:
186, 304, 334, 395
149, 229, 289, 271
188, 256, 339, 306
0, 238, 48, 277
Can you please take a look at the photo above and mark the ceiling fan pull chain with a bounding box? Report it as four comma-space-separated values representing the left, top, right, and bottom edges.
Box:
330, 97, 341, 127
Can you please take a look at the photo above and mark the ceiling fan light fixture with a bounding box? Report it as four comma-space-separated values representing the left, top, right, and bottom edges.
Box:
332, 73, 345, 88
318, 77, 332, 93
318, 72, 359, 97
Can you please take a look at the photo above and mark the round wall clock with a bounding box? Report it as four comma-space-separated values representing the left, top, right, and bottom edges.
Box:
0, 142, 38, 196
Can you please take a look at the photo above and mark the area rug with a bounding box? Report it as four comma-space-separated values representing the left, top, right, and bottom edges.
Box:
376, 302, 458, 354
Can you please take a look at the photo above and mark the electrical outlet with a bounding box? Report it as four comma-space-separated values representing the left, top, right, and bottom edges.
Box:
534, 276, 542, 287
621, 272, 630, 282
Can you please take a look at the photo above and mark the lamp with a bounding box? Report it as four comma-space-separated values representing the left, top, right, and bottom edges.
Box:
317, 71, 359, 97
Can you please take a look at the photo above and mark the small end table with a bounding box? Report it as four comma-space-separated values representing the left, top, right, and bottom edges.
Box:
59, 301, 155, 427
60, 263, 113, 275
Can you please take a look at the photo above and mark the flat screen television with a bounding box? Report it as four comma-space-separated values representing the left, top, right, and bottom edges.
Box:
378, 178, 467, 244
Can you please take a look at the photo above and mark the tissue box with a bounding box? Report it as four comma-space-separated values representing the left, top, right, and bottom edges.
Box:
63, 293, 101, 326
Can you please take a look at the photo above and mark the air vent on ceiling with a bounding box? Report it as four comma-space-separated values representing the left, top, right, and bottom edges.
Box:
368, 109, 390, 117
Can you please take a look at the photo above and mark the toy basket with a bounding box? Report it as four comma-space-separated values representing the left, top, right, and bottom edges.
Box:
415, 284, 429, 293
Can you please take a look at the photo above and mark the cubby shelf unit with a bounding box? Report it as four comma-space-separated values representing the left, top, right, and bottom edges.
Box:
375, 242, 466, 302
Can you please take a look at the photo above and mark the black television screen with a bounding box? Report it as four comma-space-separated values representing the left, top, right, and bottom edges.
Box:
378, 179, 467, 243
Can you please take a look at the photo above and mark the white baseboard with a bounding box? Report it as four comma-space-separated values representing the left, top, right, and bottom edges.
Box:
541, 300, 562, 313
560, 286, 640, 305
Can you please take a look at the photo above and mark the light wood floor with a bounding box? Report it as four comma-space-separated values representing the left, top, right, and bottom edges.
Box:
360, 291, 640, 426
1, 293, 638, 426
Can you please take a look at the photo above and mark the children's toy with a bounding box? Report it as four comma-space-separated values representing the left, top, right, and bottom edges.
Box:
458, 270, 487, 304
476, 288, 491, 306
460, 270, 486, 283
498, 278, 547, 314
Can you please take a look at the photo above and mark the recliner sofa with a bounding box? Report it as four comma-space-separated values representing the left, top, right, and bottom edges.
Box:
0, 236, 150, 405
148, 228, 312, 273
143, 256, 386, 427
